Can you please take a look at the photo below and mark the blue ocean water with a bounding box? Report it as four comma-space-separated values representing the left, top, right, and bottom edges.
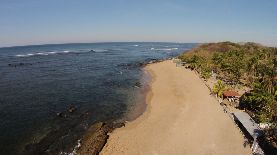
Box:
0, 42, 195, 154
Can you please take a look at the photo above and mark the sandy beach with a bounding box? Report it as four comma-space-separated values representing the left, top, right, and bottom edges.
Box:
100, 60, 252, 155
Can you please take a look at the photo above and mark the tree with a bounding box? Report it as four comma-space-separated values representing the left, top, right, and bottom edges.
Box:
240, 87, 277, 123
212, 80, 227, 98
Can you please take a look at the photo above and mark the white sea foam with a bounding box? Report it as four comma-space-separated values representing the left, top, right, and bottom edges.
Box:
93, 49, 108, 52
59, 139, 81, 155
133, 45, 139, 47
36, 52, 46, 55
15, 50, 76, 57
150, 47, 178, 51
15, 54, 27, 57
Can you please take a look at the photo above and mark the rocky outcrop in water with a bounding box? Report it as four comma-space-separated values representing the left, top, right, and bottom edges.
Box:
117, 58, 164, 70
8, 62, 33, 67
22, 109, 94, 155
77, 122, 124, 155
68, 105, 77, 113
134, 82, 142, 88
55, 105, 77, 118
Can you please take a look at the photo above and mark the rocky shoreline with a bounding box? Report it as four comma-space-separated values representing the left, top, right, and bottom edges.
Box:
75, 59, 164, 155
76, 122, 124, 155
20, 58, 164, 155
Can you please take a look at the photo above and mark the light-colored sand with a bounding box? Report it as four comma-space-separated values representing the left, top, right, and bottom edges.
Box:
100, 60, 252, 155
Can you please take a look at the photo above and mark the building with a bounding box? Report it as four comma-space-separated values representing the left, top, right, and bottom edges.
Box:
223, 90, 240, 102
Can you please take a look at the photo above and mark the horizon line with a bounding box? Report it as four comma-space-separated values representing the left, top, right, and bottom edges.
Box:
0, 41, 199, 49
0, 41, 276, 49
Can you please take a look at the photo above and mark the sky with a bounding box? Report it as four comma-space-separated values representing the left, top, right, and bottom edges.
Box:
0, 0, 276, 47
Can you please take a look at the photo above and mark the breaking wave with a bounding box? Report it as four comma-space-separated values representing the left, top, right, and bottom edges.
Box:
15, 50, 91, 57
92, 49, 109, 52
150, 47, 178, 51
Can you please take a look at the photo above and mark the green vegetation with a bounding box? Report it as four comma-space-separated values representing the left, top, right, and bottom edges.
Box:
178, 42, 277, 146
212, 80, 227, 98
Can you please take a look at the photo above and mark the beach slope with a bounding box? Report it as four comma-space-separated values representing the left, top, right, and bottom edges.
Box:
101, 60, 251, 155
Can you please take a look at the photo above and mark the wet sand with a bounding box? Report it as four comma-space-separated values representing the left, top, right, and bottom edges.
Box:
100, 60, 251, 155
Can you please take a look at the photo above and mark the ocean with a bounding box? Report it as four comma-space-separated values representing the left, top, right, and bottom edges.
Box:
0, 42, 195, 154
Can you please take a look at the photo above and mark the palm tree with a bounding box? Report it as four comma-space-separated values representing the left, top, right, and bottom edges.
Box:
212, 80, 227, 98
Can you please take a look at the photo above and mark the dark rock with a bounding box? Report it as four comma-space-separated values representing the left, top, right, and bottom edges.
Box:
77, 122, 110, 155
68, 106, 77, 113
80, 111, 90, 118
134, 82, 142, 88
111, 122, 125, 129
22, 121, 78, 155
8, 62, 33, 67
56, 112, 63, 117
117, 59, 164, 71
56, 112, 68, 118
77, 121, 125, 155
137, 62, 145, 67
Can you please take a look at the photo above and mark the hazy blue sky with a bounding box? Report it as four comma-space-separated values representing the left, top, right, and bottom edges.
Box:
0, 0, 276, 47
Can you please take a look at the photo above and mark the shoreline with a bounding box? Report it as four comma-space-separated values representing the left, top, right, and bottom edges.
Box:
99, 60, 252, 155
76, 60, 161, 155
124, 68, 152, 122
